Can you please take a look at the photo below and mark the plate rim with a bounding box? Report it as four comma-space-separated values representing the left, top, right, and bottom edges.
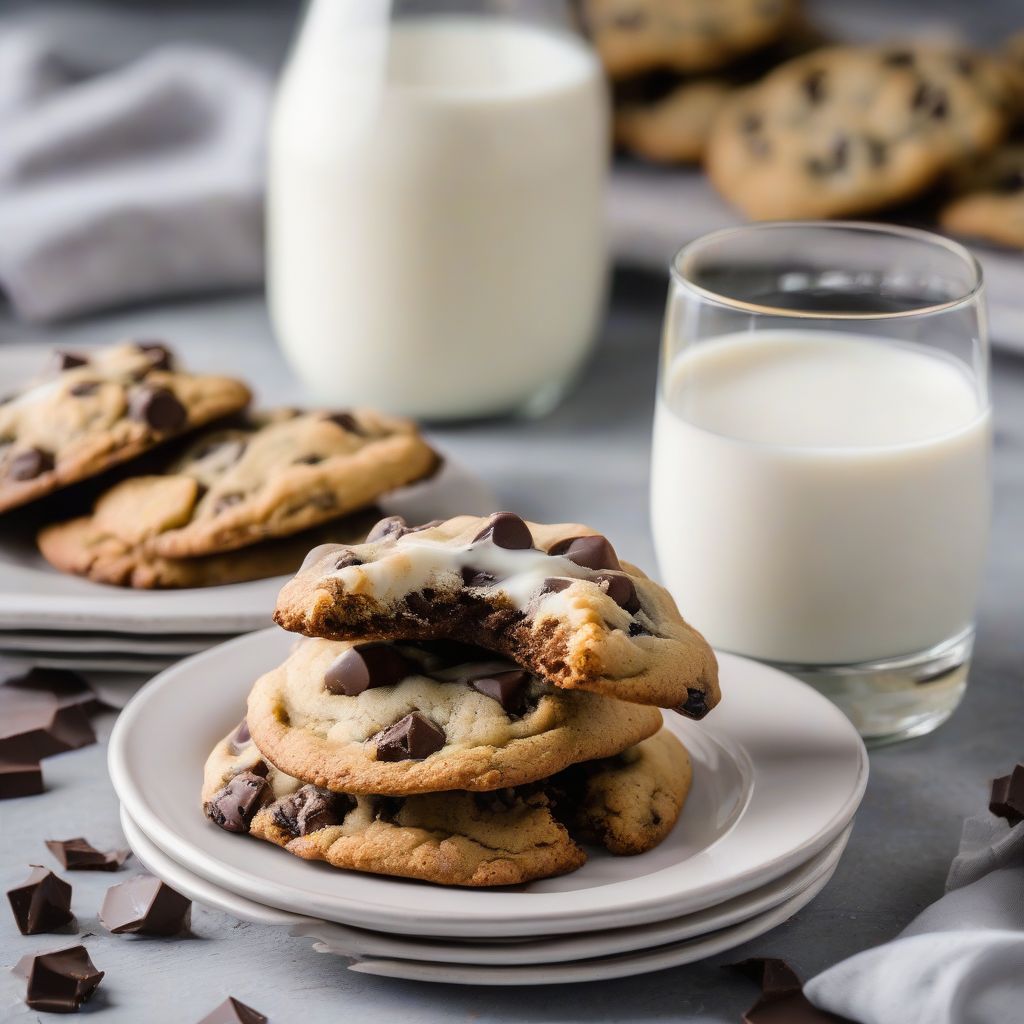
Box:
109, 628, 868, 937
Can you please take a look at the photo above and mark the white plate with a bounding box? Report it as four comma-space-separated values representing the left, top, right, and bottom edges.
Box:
0, 630, 232, 655
109, 628, 868, 938
0, 343, 495, 634
121, 804, 851, 966
0, 649, 178, 673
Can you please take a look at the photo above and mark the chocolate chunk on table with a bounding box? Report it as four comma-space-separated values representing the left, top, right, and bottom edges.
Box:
46, 837, 130, 871
727, 957, 853, 1024
0, 759, 43, 799
0, 677, 96, 762
197, 996, 269, 1024
100, 875, 191, 936
990, 763, 1024, 825
7, 866, 74, 935
24, 945, 104, 1013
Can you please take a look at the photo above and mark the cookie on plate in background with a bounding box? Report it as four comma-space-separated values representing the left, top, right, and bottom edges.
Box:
0, 341, 250, 514
581, 0, 800, 79
940, 144, 1024, 247
706, 43, 1017, 219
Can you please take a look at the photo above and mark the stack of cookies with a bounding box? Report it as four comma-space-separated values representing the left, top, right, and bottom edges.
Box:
0, 340, 437, 589
202, 512, 720, 887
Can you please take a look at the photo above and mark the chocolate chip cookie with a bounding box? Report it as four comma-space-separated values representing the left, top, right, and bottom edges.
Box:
245, 636, 662, 794
707, 44, 1015, 219
139, 409, 437, 558
0, 342, 251, 514
38, 495, 383, 589
273, 512, 720, 716
202, 722, 691, 886
583, 0, 798, 79
940, 144, 1024, 247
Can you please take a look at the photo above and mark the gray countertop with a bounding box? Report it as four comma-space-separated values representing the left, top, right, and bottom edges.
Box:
1, 270, 1022, 1023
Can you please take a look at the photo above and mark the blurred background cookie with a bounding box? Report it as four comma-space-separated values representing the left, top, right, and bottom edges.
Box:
940, 143, 1024, 247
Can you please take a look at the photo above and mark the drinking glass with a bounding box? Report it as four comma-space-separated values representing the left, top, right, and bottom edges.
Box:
268, 0, 609, 421
651, 223, 992, 744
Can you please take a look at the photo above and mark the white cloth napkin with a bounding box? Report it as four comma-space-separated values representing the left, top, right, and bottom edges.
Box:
0, 30, 269, 322
805, 816, 1024, 1024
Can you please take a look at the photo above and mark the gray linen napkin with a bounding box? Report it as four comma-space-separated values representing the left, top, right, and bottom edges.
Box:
805, 816, 1024, 1024
0, 30, 269, 322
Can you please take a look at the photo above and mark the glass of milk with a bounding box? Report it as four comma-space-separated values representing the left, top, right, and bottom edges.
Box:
651, 223, 992, 744
267, 0, 609, 421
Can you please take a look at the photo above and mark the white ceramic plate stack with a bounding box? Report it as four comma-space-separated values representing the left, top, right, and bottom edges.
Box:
0, 343, 495, 678
109, 629, 869, 985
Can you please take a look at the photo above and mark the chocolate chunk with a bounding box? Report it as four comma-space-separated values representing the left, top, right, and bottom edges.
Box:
996, 170, 1024, 194
807, 137, 849, 177
325, 411, 363, 435
882, 49, 915, 66
136, 341, 173, 370
100, 875, 191, 936
541, 577, 574, 595
128, 386, 187, 432
548, 534, 620, 571
52, 351, 89, 372
204, 771, 270, 833
374, 796, 404, 822
728, 957, 849, 1023
802, 69, 826, 104
324, 643, 416, 696
7, 447, 54, 481
954, 54, 976, 76
7, 866, 74, 935
197, 996, 268, 1024
229, 719, 251, 753
213, 491, 245, 515
375, 712, 446, 761
46, 838, 130, 872
365, 515, 440, 543
0, 686, 96, 762
272, 785, 354, 837
24, 946, 103, 1013
473, 511, 534, 550
2, 666, 99, 715
628, 621, 649, 637
461, 566, 497, 587
990, 764, 1024, 825
594, 572, 641, 613
69, 380, 100, 397
294, 453, 323, 465
674, 688, 710, 720
470, 670, 531, 714
912, 80, 948, 119
0, 759, 43, 798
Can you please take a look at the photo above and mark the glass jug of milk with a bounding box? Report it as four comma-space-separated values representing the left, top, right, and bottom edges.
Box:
651, 223, 992, 745
268, 0, 609, 421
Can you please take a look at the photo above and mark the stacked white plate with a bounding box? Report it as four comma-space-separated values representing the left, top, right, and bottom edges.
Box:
109, 629, 868, 985
0, 343, 496, 675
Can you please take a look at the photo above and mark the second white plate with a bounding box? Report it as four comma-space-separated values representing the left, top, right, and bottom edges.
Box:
109, 628, 868, 938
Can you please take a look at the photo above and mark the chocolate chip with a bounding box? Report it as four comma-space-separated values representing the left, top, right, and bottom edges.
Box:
7, 447, 54, 481
548, 535, 621, 571
7, 867, 74, 935
135, 341, 173, 370
0, 760, 43, 798
69, 380, 100, 396
470, 670, 531, 714
295, 454, 323, 465
375, 712, 446, 761
229, 719, 251, 753
100, 875, 191, 936
912, 80, 948, 119
954, 54, 976, 76
674, 688, 710, 720
541, 577, 574, 595
374, 796, 404, 822
213, 492, 245, 515
272, 785, 354, 837
324, 643, 416, 696
473, 512, 534, 550
995, 170, 1024, 194
807, 136, 849, 177
990, 764, 1024, 825
325, 411, 363, 435
204, 770, 270, 833
196, 996, 268, 1024
628, 621, 649, 637
24, 945, 103, 1014
461, 566, 497, 587
52, 351, 88, 372
802, 69, 826, 104
882, 49, 915, 66
594, 572, 640, 613
46, 838, 130, 872
128, 386, 187, 432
